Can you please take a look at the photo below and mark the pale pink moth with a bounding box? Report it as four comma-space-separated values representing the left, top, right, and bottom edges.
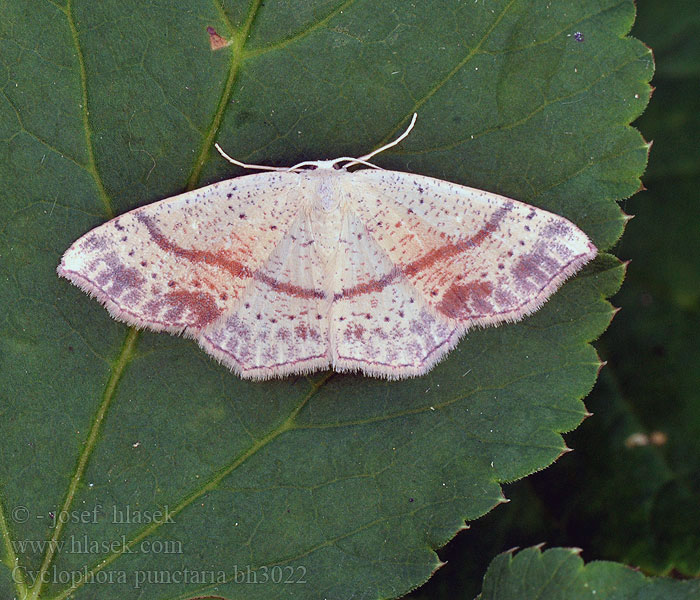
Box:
58, 115, 597, 379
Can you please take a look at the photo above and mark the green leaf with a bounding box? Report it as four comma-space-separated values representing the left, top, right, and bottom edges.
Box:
478, 546, 700, 600
0, 1, 650, 598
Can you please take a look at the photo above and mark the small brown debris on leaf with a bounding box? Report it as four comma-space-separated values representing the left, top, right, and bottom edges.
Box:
207, 26, 232, 51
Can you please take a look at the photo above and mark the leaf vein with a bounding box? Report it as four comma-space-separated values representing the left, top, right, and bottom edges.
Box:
243, 0, 359, 59
51, 373, 331, 600
185, 0, 265, 190
30, 328, 140, 600
373, 0, 519, 149
64, 0, 114, 219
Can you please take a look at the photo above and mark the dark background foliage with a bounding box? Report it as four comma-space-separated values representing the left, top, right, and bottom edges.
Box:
409, 0, 700, 596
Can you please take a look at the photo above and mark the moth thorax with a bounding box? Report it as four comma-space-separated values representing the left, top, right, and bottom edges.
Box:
314, 173, 342, 212
304, 175, 343, 262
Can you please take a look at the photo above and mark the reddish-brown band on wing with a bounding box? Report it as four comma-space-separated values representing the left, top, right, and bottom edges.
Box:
345, 170, 597, 327
333, 204, 511, 302
136, 213, 252, 279
57, 172, 306, 333
138, 214, 325, 300
329, 209, 459, 379
200, 208, 331, 379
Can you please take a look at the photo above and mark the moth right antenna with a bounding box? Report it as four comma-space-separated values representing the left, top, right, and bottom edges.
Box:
354, 113, 417, 164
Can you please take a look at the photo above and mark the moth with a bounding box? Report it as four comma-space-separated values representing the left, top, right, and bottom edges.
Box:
58, 115, 596, 379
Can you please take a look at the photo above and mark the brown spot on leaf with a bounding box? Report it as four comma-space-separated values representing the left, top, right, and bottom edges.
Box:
207, 26, 232, 51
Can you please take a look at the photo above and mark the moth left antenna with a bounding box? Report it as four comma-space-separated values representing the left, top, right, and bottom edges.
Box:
214, 143, 289, 172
